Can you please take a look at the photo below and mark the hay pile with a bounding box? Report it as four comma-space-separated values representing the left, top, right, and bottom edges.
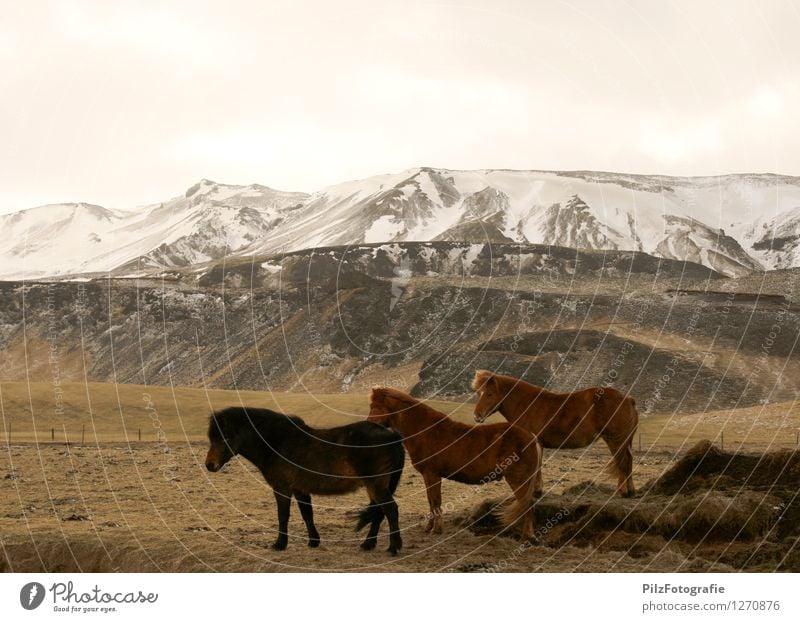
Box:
652, 439, 800, 494
454, 441, 800, 570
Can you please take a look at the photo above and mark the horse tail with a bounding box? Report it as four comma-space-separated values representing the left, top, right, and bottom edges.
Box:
629, 396, 639, 428
603, 457, 622, 478
356, 433, 405, 532
499, 496, 533, 530
603, 394, 638, 476
387, 433, 405, 495
495, 474, 536, 531
355, 505, 384, 531
603, 437, 634, 478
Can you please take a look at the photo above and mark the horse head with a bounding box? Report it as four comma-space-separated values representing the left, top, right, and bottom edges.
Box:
205, 410, 239, 472
471, 370, 503, 423
367, 387, 394, 426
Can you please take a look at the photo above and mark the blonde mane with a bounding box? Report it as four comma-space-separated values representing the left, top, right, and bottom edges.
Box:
471, 369, 495, 391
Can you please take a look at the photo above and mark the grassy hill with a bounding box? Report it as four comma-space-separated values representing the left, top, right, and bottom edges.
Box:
1, 381, 797, 450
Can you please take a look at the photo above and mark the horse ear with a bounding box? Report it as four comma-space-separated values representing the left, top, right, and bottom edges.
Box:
369, 386, 385, 405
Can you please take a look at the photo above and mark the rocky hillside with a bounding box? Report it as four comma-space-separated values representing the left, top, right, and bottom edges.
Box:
1, 243, 797, 415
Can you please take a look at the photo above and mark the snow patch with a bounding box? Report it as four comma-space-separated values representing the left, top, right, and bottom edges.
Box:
364, 216, 405, 243
260, 262, 283, 274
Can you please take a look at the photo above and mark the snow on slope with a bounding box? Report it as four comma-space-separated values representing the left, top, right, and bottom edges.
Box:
0, 203, 126, 279
0, 180, 308, 279
239, 168, 800, 276
2, 169, 800, 279
745, 204, 800, 270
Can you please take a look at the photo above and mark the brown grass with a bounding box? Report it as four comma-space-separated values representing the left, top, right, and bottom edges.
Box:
0, 382, 469, 443
2, 382, 798, 572
1, 382, 798, 450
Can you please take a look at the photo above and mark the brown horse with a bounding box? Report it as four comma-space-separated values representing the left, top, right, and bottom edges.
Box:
472, 371, 638, 497
206, 406, 405, 554
368, 387, 541, 539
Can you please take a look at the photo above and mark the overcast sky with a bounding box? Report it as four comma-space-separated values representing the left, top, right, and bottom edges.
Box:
1, 0, 799, 214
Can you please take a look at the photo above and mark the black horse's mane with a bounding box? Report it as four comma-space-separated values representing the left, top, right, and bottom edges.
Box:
208, 406, 310, 440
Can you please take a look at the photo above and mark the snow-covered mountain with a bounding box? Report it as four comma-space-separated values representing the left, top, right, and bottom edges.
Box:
0, 180, 308, 279
2, 168, 800, 279
262, 168, 791, 276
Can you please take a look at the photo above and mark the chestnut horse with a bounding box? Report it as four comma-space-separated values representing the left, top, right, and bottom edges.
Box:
368, 387, 541, 539
472, 371, 638, 497
206, 406, 405, 554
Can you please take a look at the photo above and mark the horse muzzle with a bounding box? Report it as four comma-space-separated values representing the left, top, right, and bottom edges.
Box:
205, 461, 221, 472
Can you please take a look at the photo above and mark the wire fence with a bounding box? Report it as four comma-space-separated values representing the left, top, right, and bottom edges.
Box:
2, 426, 799, 450
2, 424, 207, 444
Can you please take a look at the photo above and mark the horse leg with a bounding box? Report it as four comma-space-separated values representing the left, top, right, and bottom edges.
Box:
421, 471, 443, 534
534, 441, 544, 498
358, 484, 385, 551
374, 489, 402, 556
505, 470, 536, 540
360, 503, 383, 551
359, 500, 385, 552
294, 492, 321, 548
271, 489, 291, 550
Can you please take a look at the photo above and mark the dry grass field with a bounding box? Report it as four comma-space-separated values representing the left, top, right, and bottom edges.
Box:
1, 383, 798, 572
1, 382, 797, 448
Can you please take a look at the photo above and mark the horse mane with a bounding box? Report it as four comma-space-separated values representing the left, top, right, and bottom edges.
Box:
370, 387, 450, 420
472, 370, 543, 394
209, 406, 309, 439
471, 369, 495, 391
370, 386, 421, 407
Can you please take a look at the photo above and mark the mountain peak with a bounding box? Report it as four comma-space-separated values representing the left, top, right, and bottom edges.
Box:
566, 194, 588, 207
3, 167, 800, 280
185, 179, 218, 198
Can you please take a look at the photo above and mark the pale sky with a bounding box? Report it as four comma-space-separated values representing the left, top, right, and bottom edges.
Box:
1, 0, 799, 214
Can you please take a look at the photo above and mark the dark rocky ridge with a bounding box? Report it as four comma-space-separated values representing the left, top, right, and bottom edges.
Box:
1, 243, 798, 414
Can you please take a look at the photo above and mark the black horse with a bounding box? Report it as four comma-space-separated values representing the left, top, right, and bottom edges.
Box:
205, 406, 405, 555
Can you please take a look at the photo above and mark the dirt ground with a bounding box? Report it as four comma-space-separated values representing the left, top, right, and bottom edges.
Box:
1, 383, 796, 572
0, 440, 769, 573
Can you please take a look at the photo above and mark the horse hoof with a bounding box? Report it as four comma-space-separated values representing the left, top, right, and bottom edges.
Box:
271, 540, 288, 551
432, 525, 443, 535
387, 537, 402, 555
534, 490, 543, 499
360, 540, 377, 551
308, 538, 320, 548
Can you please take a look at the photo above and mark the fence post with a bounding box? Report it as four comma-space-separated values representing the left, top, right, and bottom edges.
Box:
51, 427, 54, 441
